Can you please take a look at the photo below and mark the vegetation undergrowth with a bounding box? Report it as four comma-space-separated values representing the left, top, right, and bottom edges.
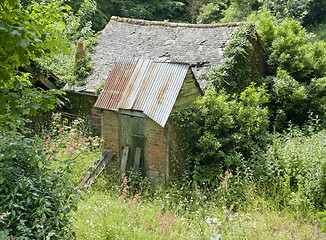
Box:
73, 171, 325, 240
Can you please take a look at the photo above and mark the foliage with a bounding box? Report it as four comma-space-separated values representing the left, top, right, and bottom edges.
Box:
248, 9, 326, 129
257, 0, 313, 21
303, 0, 326, 26
309, 21, 326, 41
197, 0, 259, 23
256, 127, 326, 209
39, 116, 102, 185
0, 131, 79, 239
38, 0, 99, 86
110, 0, 185, 22
219, 1, 255, 23
73, 174, 325, 239
184, 0, 210, 23
0, 0, 69, 130
264, 69, 308, 130
317, 204, 326, 233
172, 83, 270, 182
67, 0, 186, 32
196, 0, 229, 23
207, 23, 261, 94
0, 0, 68, 88
0, 80, 64, 131
268, 19, 326, 81
251, 9, 326, 81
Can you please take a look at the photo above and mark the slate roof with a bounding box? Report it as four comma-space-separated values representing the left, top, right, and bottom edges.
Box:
65, 16, 240, 94
94, 57, 190, 127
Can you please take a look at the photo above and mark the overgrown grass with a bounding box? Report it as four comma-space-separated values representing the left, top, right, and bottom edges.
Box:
72, 173, 325, 239
40, 114, 326, 239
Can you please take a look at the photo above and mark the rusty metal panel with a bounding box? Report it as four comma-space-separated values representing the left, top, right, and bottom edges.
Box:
94, 57, 138, 110
95, 57, 190, 127
135, 62, 188, 127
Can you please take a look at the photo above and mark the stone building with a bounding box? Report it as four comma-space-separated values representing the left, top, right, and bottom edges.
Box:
64, 16, 265, 181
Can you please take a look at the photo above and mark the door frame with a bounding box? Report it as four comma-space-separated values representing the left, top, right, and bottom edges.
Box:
118, 109, 147, 177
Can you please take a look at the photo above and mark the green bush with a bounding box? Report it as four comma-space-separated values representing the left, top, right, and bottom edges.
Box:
256, 128, 326, 208
207, 24, 261, 94
0, 131, 79, 239
172, 83, 270, 183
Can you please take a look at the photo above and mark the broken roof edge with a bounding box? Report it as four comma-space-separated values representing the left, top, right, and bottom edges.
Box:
109, 16, 243, 28
63, 83, 100, 96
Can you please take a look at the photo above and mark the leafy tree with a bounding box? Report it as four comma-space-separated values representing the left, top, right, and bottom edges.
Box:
197, 0, 259, 23
249, 9, 326, 129
67, 0, 186, 31
184, 0, 210, 23
207, 24, 262, 94
0, 0, 70, 130
303, 0, 326, 26
197, 0, 230, 23
219, 1, 253, 23
257, 0, 313, 21
0, 1, 80, 238
109, 0, 185, 22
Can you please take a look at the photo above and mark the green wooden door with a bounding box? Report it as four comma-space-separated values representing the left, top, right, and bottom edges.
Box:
119, 113, 146, 176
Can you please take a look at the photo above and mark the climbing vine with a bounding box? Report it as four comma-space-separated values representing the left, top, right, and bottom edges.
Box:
207, 23, 263, 94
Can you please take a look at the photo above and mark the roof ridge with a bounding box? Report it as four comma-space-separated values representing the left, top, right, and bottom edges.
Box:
109, 16, 242, 28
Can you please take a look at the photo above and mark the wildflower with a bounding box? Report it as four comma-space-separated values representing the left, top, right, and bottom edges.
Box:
145, 222, 150, 229
225, 170, 229, 176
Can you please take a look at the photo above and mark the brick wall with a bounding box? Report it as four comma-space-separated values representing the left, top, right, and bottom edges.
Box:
101, 111, 184, 183
102, 110, 119, 167
146, 118, 166, 182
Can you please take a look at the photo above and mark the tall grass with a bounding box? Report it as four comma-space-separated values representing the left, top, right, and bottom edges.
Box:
42, 115, 326, 239
72, 173, 325, 239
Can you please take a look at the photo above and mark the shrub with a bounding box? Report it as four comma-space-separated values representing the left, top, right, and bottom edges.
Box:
207, 23, 261, 94
0, 131, 79, 239
256, 128, 326, 208
172, 83, 270, 183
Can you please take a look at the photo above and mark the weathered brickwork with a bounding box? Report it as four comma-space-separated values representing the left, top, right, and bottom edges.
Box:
101, 111, 184, 182
146, 118, 166, 180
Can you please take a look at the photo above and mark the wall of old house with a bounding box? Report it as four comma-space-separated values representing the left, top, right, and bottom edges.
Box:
146, 118, 167, 182
101, 111, 185, 183
146, 117, 185, 182
63, 92, 101, 134
102, 110, 120, 168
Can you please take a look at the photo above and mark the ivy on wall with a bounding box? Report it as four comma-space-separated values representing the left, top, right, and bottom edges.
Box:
206, 23, 264, 94
64, 92, 98, 117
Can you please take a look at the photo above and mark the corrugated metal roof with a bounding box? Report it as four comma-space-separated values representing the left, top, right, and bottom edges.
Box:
94, 57, 189, 127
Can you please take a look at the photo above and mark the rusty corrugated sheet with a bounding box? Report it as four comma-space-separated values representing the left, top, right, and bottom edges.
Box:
94, 57, 189, 127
